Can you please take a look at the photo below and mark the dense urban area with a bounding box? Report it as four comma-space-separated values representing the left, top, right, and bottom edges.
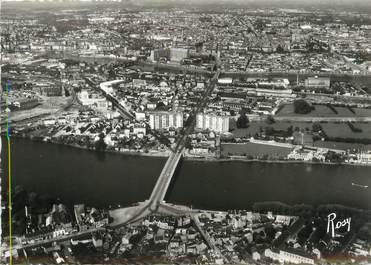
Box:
1, 0, 371, 264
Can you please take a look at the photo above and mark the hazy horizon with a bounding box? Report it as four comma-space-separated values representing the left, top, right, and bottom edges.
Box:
1, 0, 371, 4
2, 0, 371, 14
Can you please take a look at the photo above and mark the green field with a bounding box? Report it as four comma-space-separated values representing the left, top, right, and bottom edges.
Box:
276, 104, 371, 117
354, 108, 371, 117
314, 141, 371, 151
231, 121, 313, 138
321, 122, 371, 139
221, 142, 293, 158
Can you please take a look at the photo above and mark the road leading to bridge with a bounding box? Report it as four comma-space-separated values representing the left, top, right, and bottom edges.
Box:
110, 69, 221, 227
147, 70, 221, 210
148, 151, 183, 211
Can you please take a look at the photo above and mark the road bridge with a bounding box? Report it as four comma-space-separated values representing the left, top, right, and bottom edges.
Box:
148, 150, 183, 211
3, 70, 221, 255
109, 70, 221, 227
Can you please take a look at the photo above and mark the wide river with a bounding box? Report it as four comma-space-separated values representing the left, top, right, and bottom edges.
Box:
2, 137, 371, 210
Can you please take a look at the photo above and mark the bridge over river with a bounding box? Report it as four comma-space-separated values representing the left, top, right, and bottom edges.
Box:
1, 70, 220, 256
108, 69, 221, 227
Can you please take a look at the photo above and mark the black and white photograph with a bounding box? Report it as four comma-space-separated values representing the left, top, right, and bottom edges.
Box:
1, 0, 371, 264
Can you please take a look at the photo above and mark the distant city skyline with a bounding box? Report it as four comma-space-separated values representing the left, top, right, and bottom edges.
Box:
1, 0, 371, 5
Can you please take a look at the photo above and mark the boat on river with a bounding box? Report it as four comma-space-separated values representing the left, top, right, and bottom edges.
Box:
352, 182, 368, 189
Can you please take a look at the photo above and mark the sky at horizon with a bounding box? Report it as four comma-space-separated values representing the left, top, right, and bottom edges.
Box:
1, 0, 371, 3
1, 0, 371, 12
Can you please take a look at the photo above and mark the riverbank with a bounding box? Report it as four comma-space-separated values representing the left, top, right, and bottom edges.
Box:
4, 136, 371, 210
7, 134, 171, 158
6, 134, 371, 167
186, 155, 371, 167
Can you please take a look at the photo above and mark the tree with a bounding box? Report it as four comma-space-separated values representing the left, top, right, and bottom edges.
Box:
276, 44, 285, 53
185, 137, 193, 150
266, 115, 275, 124
286, 126, 293, 136
359, 224, 371, 241
95, 133, 107, 151
264, 126, 275, 136
312, 122, 322, 133
236, 113, 249, 128
325, 151, 344, 163
293, 99, 314, 114
159, 134, 170, 146
156, 102, 166, 110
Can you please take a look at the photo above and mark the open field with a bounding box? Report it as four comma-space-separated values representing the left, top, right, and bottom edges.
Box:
313, 141, 371, 151
354, 108, 371, 117
276, 104, 371, 117
221, 142, 293, 158
230, 120, 371, 152
231, 121, 313, 138
321, 122, 371, 139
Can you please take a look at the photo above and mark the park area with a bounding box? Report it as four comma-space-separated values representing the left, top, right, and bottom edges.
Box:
221, 142, 293, 159
228, 119, 371, 152
321, 122, 371, 139
276, 104, 371, 117
231, 120, 313, 138
314, 141, 371, 151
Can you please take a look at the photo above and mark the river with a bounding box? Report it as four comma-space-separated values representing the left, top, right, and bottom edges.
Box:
2, 137, 371, 210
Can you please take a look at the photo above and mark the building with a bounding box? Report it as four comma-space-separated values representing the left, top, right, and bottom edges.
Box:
135, 112, 146, 121
246, 88, 294, 98
150, 48, 171, 62
132, 79, 146, 89
11, 98, 40, 110
133, 125, 146, 136
264, 248, 315, 264
288, 147, 326, 162
196, 113, 229, 133
78, 90, 109, 111
304, 76, 330, 89
149, 48, 189, 63
35, 83, 63, 96
275, 215, 292, 226
170, 48, 189, 62
252, 251, 261, 261
217, 77, 233, 85
149, 111, 183, 130
44, 119, 56, 126
357, 151, 371, 164
257, 78, 290, 89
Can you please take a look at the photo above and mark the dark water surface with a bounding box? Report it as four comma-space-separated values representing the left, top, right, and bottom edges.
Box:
2, 137, 371, 210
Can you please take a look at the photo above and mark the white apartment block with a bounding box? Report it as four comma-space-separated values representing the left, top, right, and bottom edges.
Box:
357, 151, 371, 164
149, 112, 183, 130
264, 249, 314, 264
196, 113, 229, 133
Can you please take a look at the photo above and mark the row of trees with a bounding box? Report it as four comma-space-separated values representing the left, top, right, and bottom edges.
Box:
293, 99, 314, 114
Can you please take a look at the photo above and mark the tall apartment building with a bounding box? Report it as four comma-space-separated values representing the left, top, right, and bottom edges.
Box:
169, 48, 189, 62
196, 113, 229, 133
149, 47, 189, 63
149, 112, 183, 130
304, 77, 330, 89
150, 48, 171, 62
